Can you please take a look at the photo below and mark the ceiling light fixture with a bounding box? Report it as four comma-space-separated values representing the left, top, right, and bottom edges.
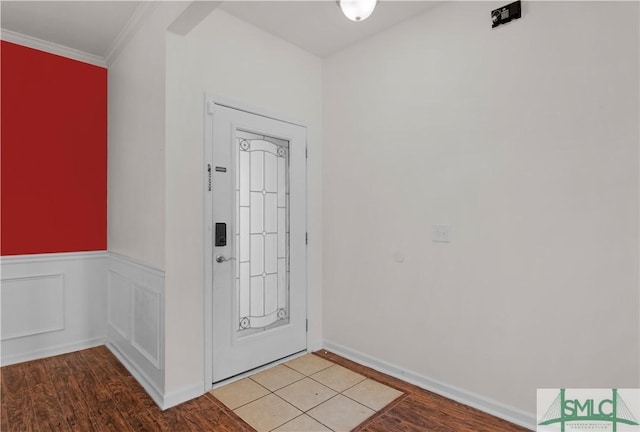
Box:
337, 0, 377, 22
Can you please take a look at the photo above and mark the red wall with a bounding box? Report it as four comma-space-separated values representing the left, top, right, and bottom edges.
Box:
1, 41, 107, 255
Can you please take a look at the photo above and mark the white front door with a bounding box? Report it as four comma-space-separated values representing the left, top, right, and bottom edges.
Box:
206, 100, 307, 383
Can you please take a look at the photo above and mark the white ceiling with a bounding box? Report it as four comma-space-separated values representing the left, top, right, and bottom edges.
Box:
1, 1, 440, 61
1, 1, 141, 58
219, 1, 441, 58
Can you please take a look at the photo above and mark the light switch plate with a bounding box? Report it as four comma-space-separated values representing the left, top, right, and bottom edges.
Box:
432, 225, 451, 243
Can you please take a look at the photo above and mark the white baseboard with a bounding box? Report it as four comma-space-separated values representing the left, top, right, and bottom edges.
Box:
107, 342, 204, 410
162, 383, 205, 410
106, 342, 165, 408
323, 340, 536, 431
1, 337, 105, 366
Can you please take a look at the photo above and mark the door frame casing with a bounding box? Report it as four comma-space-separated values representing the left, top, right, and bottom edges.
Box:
203, 94, 308, 391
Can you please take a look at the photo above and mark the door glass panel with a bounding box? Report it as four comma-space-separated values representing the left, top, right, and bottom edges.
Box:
239, 263, 250, 318
235, 132, 289, 331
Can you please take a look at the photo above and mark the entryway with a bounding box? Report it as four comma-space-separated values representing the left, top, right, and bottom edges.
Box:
204, 98, 308, 385
210, 353, 403, 431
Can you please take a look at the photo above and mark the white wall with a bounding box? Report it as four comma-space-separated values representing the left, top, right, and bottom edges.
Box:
165, 9, 323, 397
107, 1, 187, 405
108, 2, 187, 270
323, 0, 639, 422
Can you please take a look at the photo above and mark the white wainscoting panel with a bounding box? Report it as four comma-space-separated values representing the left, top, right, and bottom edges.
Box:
0, 252, 107, 365
107, 270, 131, 340
106, 251, 165, 407
132, 282, 161, 368
1, 273, 65, 340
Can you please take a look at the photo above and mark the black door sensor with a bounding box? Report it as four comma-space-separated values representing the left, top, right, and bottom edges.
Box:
492, 1, 521, 28
215, 223, 227, 247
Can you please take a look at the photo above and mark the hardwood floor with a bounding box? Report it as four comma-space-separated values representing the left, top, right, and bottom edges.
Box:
0, 346, 529, 431
1, 346, 253, 432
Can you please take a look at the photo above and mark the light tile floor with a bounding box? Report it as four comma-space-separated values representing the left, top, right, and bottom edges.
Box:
210, 354, 403, 432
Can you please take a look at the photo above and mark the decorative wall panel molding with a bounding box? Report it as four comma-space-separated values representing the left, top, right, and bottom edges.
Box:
1, 273, 65, 340
0, 252, 107, 365
0, 251, 168, 408
107, 270, 131, 340
132, 282, 161, 368
106, 251, 165, 403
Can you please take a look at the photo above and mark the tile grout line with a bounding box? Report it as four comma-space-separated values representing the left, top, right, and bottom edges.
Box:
249, 372, 306, 393
306, 383, 376, 418
250, 358, 341, 432
219, 362, 325, 412
339, 387, 403, 413
268, 412, 306, 432
305, 391, 342, 411
231, 368, 310, 431
224, 378, 273, 411
351, 392, 411, 432
281, 359, 336, 377
267, 412, 337, 432
267, 378, 337, 429
303, 362, 407, 412
338, 377, 406, 412
305, 368, 367, 395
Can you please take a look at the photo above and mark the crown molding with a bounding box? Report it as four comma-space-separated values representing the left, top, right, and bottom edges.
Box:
0, 28, 106, 67
105, 1, 158, 67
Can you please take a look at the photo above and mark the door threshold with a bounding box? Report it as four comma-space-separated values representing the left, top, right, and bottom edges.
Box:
212, 349, 307, 389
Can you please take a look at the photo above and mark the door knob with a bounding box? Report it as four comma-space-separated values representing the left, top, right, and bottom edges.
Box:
216, 255, 231, 263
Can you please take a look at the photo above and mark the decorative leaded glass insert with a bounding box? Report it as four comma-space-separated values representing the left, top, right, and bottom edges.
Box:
235, 131, 289, 331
